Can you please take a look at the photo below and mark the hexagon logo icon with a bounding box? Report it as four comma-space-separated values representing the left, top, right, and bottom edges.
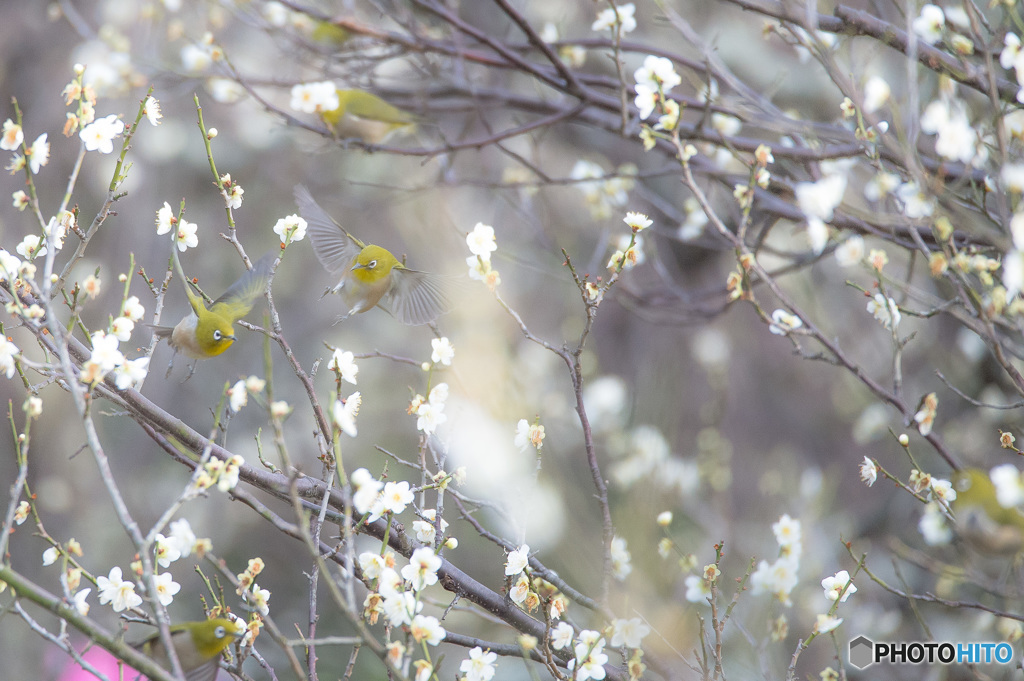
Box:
849, 635, 874, 669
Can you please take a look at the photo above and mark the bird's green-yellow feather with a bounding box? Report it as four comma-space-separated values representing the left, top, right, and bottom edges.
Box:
209, 255, 274, 322
335, 90, 416, 125
293, 185, 449, 325
952, 468, 1024, 555
320, 89, 417, 144
135, 618, 240, 681
153, 249, 273, 361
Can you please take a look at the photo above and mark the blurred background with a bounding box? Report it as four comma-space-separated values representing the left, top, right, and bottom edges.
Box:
0, 1, 1021, 680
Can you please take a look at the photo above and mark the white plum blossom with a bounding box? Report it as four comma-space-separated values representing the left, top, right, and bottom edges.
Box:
143, 96, 162, 126
990, 464, 1024, 508
181, 43, 214, 72
328, 348, 359, 384
634, 56, 681, 91
359, 552, 386, 580
807, 217, 829, 254
0, 250, 22, 281
769, 309, 803, 335
72, 588, 91, 616
175, 219, 199, 251
96, 567, 142, 612
610, 536, 632, 580
866, 293, 901, 330
383, 591, 420, 627
1, 119, 23, 150
410, 614, 446, 646
153, 572, 180, 606
514, 419, 546, 451
551, 622, 575, 650
80, 114, 124, 154
351, 468, 383, 515
88, 331, 124, 373
610, 617, 650, 648
863, 76, 891, 113
167, 518, 197, 557
379, 480, 413, 516
290, 81, 339, 113
466, 223, 497, 258
685, 574, 711, 603
28, 134, 49, 174
795, 174, 846, 221
431, 337, 455, 366
816, 614, 844, 634
592, 3, 636, 33
16, 234, 45, 260
834, 235, 865, 267
415, 383, 449, 435
895, 181, 936, 218
772, 514, 802, 549
860, 457, 877, 486
333, 392, 361, 437
228, 380, 248, 412
821, 570, 857, 602
0, 338, 20, 379
110, 317, 134, 342
505, 544, 530, 576
113, 356, 149, 390
412, 509, 449, 544
460, 646, 498, 681
921, 100, 977, 163
751, 557, 799, 605
123, 296, 145, 322
912, 4, 945, 45
919, 502, 952, 545
400, 547, 442, 591
274, 214, 307, 244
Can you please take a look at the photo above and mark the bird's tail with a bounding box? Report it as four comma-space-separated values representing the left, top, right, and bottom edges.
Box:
148, 324, 173, 340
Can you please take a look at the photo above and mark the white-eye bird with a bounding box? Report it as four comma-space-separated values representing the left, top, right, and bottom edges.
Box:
151, 246, 272, 372
952, 468, 1024, 556
320, 89, 417, 144
293, 184, 448, 325
134, 618, 241, 681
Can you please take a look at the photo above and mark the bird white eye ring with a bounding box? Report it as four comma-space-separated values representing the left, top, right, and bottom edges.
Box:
368, 260, 377, 268
214, 625, 226, 638
213, 330, 223, 340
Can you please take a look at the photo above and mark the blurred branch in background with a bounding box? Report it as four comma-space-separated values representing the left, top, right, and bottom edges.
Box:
2, 1, 1024, 680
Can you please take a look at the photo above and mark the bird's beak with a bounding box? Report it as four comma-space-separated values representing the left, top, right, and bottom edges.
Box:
351, 263, 367, 270
226, 334, 237, 341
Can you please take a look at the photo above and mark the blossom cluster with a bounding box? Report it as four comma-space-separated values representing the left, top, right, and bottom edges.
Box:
749, 514, 802, 606
227, 375, 267, 413
236, 557, 271, 616
87, 519, 201, 615
82, 330, 150, 390
570, 160, 637, 221
359, 545, 447, 674
466, 222, 500, 291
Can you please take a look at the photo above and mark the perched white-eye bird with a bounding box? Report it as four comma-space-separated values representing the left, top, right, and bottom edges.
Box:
309, 19, 351, 47
320, 89, 417, 144
134, 618, 240, 681
952, 468, 1024, 555
151, 247, 272, 368
294, 185, 448, 325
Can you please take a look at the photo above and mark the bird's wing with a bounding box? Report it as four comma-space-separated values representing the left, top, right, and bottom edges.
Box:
210, 253, 273, 322
293, 185, 364, 274
338, 90, 416, 125
185, 659, 222, 681
386, 268, 450, 325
